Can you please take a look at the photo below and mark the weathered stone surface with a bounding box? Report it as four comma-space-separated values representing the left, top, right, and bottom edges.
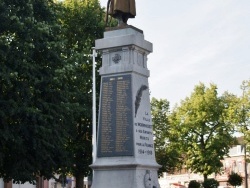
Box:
90, 26, 160, 188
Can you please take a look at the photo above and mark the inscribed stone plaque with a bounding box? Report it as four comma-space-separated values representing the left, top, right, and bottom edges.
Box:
97, 74, 134, 157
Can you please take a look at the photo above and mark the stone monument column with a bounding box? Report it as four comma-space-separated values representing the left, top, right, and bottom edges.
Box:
90, 26, 161, 188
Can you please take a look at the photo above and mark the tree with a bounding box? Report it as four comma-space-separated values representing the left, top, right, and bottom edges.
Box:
151, 98, 183, 176
57, 0, 105, 188
0, 0, 73, 183
223, 80, 250, 188
169, 83, 236, 180
236, 80, 250, 149
233, 80, 250, 188
228, 172, 243, 188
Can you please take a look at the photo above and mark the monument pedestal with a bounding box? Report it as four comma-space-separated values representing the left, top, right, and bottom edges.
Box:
90, 26, 161, 188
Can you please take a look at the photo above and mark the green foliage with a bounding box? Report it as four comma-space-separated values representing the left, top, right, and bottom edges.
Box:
225, 79, 250, 159
188, 180, 201, 188
0, 0, 105, 184
151, 98, 183, 175
169, 83, 236, 179
151, 98, 170, 150
237, 80, 250, 152
57, 0, 105, 187
0, 0, 74, 183
227, 172, 243, 187
202, 178, 219, 188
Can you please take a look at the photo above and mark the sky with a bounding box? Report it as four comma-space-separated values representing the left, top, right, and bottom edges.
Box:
99, 0, 250, 107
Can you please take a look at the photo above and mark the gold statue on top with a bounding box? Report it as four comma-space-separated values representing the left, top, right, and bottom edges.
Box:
106, 0, 136, 26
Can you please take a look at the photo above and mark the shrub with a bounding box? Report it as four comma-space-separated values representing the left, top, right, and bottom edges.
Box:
228, 172, 243, 188
202, 178, 219, 188
188, 180, 201, 188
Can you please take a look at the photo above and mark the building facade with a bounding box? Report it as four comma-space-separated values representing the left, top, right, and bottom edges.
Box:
159, 145, 250, 188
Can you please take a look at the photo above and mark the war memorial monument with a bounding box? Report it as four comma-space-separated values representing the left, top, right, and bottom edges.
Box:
90, 0, 161, 187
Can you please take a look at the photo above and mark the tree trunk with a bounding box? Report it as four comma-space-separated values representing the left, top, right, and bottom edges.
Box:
36, 176, 44, 188
244, 144, 248, 188
4, 181, 12, 188
75, 173, 84, 188
204, 174, 208, 181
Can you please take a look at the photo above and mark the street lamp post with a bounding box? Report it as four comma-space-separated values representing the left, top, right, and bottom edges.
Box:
79, 48, 97, 187
242, 81, 248, 188
91, 47, 97, 164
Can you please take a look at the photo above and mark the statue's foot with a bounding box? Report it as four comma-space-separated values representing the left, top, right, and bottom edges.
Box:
118, 22, 127, 27
117, 16, 127, 27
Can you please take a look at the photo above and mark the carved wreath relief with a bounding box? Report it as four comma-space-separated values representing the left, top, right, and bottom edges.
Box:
112, 53, 121, 64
